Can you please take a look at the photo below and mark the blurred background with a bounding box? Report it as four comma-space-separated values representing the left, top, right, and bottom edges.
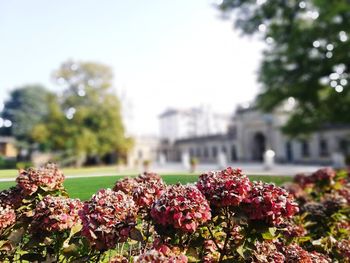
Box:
0, 0, 349, 175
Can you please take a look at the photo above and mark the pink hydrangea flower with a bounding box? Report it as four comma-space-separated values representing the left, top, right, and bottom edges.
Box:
79, 189, 138, 250
0, 204, 16, 233
0, 186, 23, 209
135, 246, 188, 263
244, 181, 299, 225
151, 184, 211, 233
31, 195, 83, 232
252, 241, 285, 263
283, 244, 331, 263
113, 177, 139, 195
311, 168, 336, 183
16, 163, 65, 195
197, 167, 251, 207
336, 239, 350, 259
133, 173, 166, 209
113, 173, 166, 210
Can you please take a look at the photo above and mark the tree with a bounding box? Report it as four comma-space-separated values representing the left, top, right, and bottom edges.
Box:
32, 61, 130, 165
219, 0, 350, 136
0, 85, 52, 149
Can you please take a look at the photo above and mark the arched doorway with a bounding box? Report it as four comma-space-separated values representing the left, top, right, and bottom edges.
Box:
252, 132, 266, 161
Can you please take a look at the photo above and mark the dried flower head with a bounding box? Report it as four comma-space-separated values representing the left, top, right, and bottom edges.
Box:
31, 195, 83, 232
0, 204, 16, 233
197, 167, 251, 207
79, 189, 138, 250
0, 186, 23, 209
113, 177, 138, 195
252, 241, 285, 263
335, 239, 350, 259
135, 246, 188, 263
151, 184, 211, 233
244, 181, 299, 225
132, 173, 166, 209
16, 163, 65, 195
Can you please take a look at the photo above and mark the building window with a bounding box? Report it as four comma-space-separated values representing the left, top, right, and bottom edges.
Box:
319, 139, 329, 157
231, 145, 237, 161
203, 147, 209, 158
212, 146, 218, 158
285, 141, 293, 162
301, 140, 310, 158
196, 148, 201, 157
221, 146, 227, 153
339, 139, 349, 155
189, 148, 194, 157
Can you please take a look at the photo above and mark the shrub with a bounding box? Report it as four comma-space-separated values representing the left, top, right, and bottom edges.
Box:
0, 164, 348, 262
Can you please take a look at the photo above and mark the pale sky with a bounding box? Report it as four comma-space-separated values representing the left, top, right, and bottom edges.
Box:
0, 0, 263, 136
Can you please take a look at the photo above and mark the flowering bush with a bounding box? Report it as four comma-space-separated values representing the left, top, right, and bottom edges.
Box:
16, 163, 65, 195
283, 244, 331, 263
244, 181, 299, 225
0, 205, 16, 234
113, 173, 166, 211
251, 241, 285, 263
0, 186, 23, 209
151, 184, 211, 233
133, 173, 166, 209
31, 195, 83, 232
197, 167, 251, 207
79, 188, 138, 250
0, 164, 348, 262
135, 246, 188, 263
113, 177, 139, 195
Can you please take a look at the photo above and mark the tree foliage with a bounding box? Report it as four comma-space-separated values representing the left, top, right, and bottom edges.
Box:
0, 85, 52, 148
219, 0, 350, 136
32, 61, 130, 164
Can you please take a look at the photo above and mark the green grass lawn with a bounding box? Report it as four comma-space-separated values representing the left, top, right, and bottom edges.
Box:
0, 174, 292, 200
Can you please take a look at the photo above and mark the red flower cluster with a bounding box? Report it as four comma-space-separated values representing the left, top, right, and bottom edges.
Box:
252, 241, 285, 263
294, 173, 314, 189
294, 168, 336, 189
338, 184, 350, 204
135, 172, 162, 184
197, 167, 251, 207
113, 173, 166, 210
79, 189, 138, 250
335, 239, 350, 259
0, 205, 16, 233
244, 181, 299, 225
0, 186, 23, 209
201, 240, 221, 262
16, 163, 65, 195
133, 173, 166, 209
113, 177, 138, 195
283, 244, 331, 263
31, 196, 83, 232
135, 246, 188, 263
282, 221, 307, 238
312, 168, 336, 183
108, 255, 128, 263
151, 184, 211, 233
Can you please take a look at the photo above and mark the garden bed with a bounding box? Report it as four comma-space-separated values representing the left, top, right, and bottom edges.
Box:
0, 164, 348, 262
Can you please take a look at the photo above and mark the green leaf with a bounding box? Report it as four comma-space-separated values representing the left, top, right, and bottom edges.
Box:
236, 244, 245, 258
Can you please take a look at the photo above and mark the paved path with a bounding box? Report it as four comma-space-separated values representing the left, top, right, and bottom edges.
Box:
0, 162, 324, 182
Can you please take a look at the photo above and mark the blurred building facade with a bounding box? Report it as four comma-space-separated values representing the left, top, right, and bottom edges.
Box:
159, 106, 230, 143
158, 102, 350, 165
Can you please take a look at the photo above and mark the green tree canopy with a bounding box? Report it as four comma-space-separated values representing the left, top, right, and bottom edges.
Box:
0, 85, 52, 148
32, 61, 131, 165
219, 0, 350, 136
